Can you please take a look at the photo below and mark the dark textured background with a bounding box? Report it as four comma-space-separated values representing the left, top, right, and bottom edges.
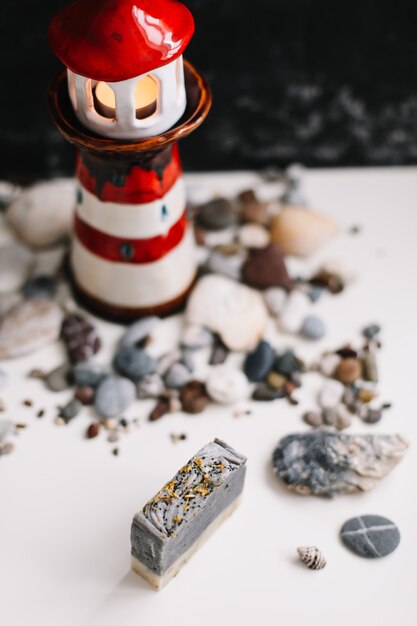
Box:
1, 0, 417, 180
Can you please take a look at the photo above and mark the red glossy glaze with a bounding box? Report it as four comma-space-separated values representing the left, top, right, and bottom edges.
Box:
49, 0, 194, 82
74, 211, 187, 264
76, 144, 181, 203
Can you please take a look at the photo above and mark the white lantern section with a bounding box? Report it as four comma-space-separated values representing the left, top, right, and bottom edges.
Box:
67, 57, 186, 140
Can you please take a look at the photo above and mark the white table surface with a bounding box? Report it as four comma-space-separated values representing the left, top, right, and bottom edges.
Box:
1, 167, 416, 626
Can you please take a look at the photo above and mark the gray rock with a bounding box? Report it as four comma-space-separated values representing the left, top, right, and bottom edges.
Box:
137, 373, 165, 399
95, 376, 136, 419
73, 361, 110, 388
272, 431, 408, 496
196, 198, 237, 231
274, 350, 303, 378
204, 251, 241, 281
59, 399, 82, 423
180, 325, 213, 351
113, 347, 157, 381
0, 299, 63, 359
164, 363, 192, 389
45, 363, 73, 392
363, 324, 381, 340
252, 383, 286, 401
301, 315, 326, 340
0, 420, 14, 442
244, 340, 275, 382
340, 515, 400, 558
303, 411, 323, 428
0, 243, 34, 294
119, 316, 159, 348
23, 275, 57, 300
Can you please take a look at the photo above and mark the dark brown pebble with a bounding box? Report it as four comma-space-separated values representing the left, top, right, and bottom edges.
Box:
23, 399, 33, 407
382, 402, 392, 410
15, 423, 27, 429
310, 270, 344, 294
180, 380, 210, 414
36, 409, 45, 418
148, 398, 170, 422
74, 385, 95, 405
112, 447, 119, 456
86, 422, 100, 439
61, 313, 101, 364
335, 346, 357, 359
242, 243, 292, 291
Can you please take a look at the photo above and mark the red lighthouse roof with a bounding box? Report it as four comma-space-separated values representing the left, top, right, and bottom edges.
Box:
49, 0, 194, 82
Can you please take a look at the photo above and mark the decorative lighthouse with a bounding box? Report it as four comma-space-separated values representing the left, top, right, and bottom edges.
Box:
48, 0, 211, 321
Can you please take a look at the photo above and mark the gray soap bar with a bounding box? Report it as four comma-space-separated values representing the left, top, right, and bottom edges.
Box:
131, 438, 246, 586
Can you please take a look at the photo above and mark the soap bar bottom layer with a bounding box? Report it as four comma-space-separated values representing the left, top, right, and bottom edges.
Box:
131, 494, 242, 590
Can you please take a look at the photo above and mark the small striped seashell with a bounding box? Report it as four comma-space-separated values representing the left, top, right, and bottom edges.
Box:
297, 546, 326, 570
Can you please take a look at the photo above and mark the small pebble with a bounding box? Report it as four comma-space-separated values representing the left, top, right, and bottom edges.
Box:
303, 411, 323, 428
334, 358, 362, 384
319, 379, 345, 409
74, 386, 95, 405
23, 275, 57, 300
238, 223, 270, 248
361, 407, 383, 425
112, 447, 119, 456
118, 316, 159, 348
270, 206, 337, 257
196, 197, 237, 231
113, 347, 157, 382
180, 325, 213, 351
310, 269, 344, 294
274, 350, 303, 378
45, 363, 73, 392
148, 398, 170, 422
357, 388, 375, 403
301, 315, 326, 340
340, 515, 400, 558
266, 371, 287, 390
61, 313, 101, 364
73, 361, 110, 388
322, 408, 338, 426
320, 353, 342, 377
95, 376, 136, 419
204, 251, 241, 281
170, 433, 187, 443
363, 324, 381, 340
252, 383, 286, 401
137, 373, 165, 399
107, 431, 119, 443
242, 243, 292, 291
86, 423, 100, 439
362, 351, 378, 383
206, 367, 249, 405
335, 405, 352, 430
59, 399, 82, 423
164, 362, 191, 389
297, 546, 327, 570
263, 287, 288, 317
179, 380, 210, 414
244, 340, 275, 382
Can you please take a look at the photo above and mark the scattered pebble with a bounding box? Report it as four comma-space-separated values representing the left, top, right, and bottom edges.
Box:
252, 383, 286, 401
113, 346, 156, 382
319, 380, 345, 409
148, 398, 170, 422
107, 431, 119, 443
95, 376, 136, 419
137, 373, 165, 399
363, 324, 381, 340
362, 350, 378, 382
45, 363, 73, 392
170, 433, 187, 444
180, 325, 213, 351
59, 399, 81, 423
320, 353, 341, 377
206, 366, 249, 405
73, 361, 110, 388
274, 350, 303, 378
238, 223, 270, 248
86, 422, 100, 439
179, 380, 210, 414
263, 287, 287, 317
195, 197, 237, 231
334, 358, 362, 384
301, 315, 326, 340
244, 340, 275, 382
340, 515, 400, 558
74, 385, 95, 405
164, 362, 192, 389
61, 313, 101, 364
303, 411, 323, 428
267, 371, 287, 390
279, 290, 310, 334
309, 269, 344, 294
242, 243, 292, 291
204, 251, 241, 281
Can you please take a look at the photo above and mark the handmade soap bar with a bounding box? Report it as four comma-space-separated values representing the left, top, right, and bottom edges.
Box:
131, 438, 247, 589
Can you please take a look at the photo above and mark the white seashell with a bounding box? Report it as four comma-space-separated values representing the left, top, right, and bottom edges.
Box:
297, 546, 326, 570
270, 206, 338, 257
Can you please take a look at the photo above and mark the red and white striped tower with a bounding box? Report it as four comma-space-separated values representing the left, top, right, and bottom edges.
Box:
48, 0, 211, 321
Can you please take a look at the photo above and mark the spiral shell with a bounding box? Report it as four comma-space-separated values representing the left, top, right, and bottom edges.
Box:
297, 546, 326, 570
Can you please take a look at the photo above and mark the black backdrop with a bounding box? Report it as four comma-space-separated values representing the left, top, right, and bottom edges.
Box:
1, 0, 417, 180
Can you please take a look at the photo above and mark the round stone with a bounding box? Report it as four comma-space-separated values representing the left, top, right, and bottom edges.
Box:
196, 198, 237, 231
301, 315, 326, 340
0, 243, 34, 294
319, 380, 345, 409
206, 366, 249, 405
263, 287, 288, 317
73, 361, 111, 388
119, 316, 159, 348
340, 515, 400, 558
164, 362, 192, 389
335, 358, 362, 384
179, 380, 210, 414
113, 347, 156, 382
74, 386, 95, 405
266, 371, 287, 390
238, 223, 270, 249
181, 325, 213, 351
95, 376, 136, 419
303, 411, 323, 428
244, 340, 275, 382
23, 275, 57, 300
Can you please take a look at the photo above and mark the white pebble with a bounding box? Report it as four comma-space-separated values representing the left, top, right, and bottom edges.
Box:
206, 366, 249, 405
264, 287, 288, 317
238, 224, 270, 249
278, 290, 310, 334
319, 380, 345, 409
320, 353, 342, 377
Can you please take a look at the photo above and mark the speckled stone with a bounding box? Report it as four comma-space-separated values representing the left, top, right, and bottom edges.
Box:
23, 275, 57, 300
196, 198, 237, 231
301, 315, 326, 340
118, 316, 159, 348
113, 347, 157, 382
273, 431, 408, 496
340, 515, 400, 558
206, 366, 249, 405
95, 376, 136, 419
164, 363, 192, 389
244, 340, 275, 382
242, 243, 292, 291
61, 313, 101, 364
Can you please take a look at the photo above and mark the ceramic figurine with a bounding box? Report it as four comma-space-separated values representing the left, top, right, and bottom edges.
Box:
48, 0, 211, 321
